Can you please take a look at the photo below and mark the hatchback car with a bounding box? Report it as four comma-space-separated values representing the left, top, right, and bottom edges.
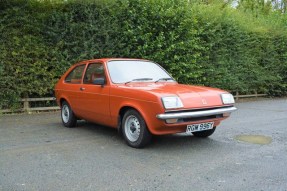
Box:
54, 58, 237, 148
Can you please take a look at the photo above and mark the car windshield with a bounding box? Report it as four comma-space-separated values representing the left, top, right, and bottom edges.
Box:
107, 60, 175, 84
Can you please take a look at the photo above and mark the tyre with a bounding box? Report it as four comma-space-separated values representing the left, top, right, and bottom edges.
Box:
192, 127, 216, 138
122, 109, 152, 148
61, 101, 77, 128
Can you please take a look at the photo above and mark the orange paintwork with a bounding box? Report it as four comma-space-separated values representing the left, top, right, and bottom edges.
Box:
55, 58, 234, 135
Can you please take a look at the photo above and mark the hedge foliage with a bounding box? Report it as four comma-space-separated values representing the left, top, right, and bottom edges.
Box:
0, 0, 287, 109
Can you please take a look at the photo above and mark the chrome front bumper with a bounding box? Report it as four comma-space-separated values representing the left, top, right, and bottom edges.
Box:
157, 106, 237, 120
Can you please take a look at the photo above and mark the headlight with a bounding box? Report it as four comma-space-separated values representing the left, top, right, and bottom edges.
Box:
221, 93, 235, 104
161, 96, 183, 109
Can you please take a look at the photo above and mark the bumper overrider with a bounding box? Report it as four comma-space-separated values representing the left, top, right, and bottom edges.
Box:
156, 106, 237, 120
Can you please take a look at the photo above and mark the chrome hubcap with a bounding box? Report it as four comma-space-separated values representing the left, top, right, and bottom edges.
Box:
62, 105, 69, 123
124, 115, 140, 142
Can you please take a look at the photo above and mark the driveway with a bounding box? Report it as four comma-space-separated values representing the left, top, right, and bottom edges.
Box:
0, 98, 286, 191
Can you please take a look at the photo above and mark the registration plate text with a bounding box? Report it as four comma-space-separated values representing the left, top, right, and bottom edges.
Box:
186, 122, 214, 133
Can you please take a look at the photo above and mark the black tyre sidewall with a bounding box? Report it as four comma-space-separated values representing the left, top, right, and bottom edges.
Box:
61, 101, 77, 128
192, 127, 216, 138
122, 109, 152, 148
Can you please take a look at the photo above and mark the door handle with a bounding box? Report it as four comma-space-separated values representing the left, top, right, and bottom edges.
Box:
80, 87, 85, 91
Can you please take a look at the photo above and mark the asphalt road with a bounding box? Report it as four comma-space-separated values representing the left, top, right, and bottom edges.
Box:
0, 98, 286, 191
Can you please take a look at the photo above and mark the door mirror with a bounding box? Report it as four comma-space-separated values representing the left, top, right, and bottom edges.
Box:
93, 78, 105, 86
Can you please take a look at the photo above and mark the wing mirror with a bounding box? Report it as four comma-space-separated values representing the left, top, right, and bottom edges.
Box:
93, 78, 105, 87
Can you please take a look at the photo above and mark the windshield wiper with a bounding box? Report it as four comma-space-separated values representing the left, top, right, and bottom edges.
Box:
155, 77, 174, 83
125, 78, 153, 84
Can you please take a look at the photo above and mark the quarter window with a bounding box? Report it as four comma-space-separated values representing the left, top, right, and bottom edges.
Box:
65, 65, 85, 84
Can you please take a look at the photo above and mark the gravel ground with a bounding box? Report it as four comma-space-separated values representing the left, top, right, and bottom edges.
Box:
0, 98, 286, 191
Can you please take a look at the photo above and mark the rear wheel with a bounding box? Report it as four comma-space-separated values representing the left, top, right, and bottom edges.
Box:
192, 127, 216, 138
61, 101, 77, 128
122, 109, 152, 148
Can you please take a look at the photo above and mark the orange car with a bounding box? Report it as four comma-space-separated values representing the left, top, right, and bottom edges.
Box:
55, 58, 237, 148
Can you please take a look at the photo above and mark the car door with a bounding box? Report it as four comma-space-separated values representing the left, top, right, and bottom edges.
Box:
79, 62, 111, 125
63, 63, 87, 117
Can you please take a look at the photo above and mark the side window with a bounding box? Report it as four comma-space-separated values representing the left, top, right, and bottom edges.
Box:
83, 63, 106, 84
65, 65, 86, 84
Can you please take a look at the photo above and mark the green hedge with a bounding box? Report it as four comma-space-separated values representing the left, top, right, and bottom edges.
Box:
0, 0, 286, 109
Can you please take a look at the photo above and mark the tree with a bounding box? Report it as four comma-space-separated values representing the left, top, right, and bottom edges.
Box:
273, 0, 287, 13
236, 0, 287, 14
236, 0, 273, 16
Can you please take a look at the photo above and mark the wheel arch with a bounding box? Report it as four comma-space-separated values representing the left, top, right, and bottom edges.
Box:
117, 105, 152, 135
59, 97, 81, 120
59, 98, 67, 107
58, 95, 71, 108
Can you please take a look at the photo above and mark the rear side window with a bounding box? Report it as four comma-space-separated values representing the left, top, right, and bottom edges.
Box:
65, 65, 86, 84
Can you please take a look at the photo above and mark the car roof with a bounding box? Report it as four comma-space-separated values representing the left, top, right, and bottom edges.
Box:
78, 58, 150, 64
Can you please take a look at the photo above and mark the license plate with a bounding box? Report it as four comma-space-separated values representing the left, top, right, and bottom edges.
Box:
186, 122, 214, 133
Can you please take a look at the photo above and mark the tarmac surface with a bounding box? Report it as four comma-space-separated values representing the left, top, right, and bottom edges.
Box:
0, 98, 286, 191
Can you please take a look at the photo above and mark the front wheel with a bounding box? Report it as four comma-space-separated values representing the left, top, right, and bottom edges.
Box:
192, 127, 216, 138
122, 109, 152, 148
61, 101, 77, 128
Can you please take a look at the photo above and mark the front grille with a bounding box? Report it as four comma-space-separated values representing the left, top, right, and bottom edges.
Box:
180, 114, 224, 123
165, 106, 232, 114
163, 106, 230, 123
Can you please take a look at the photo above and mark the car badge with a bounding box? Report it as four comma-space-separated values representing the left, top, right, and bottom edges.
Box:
202, 99, 207, 105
